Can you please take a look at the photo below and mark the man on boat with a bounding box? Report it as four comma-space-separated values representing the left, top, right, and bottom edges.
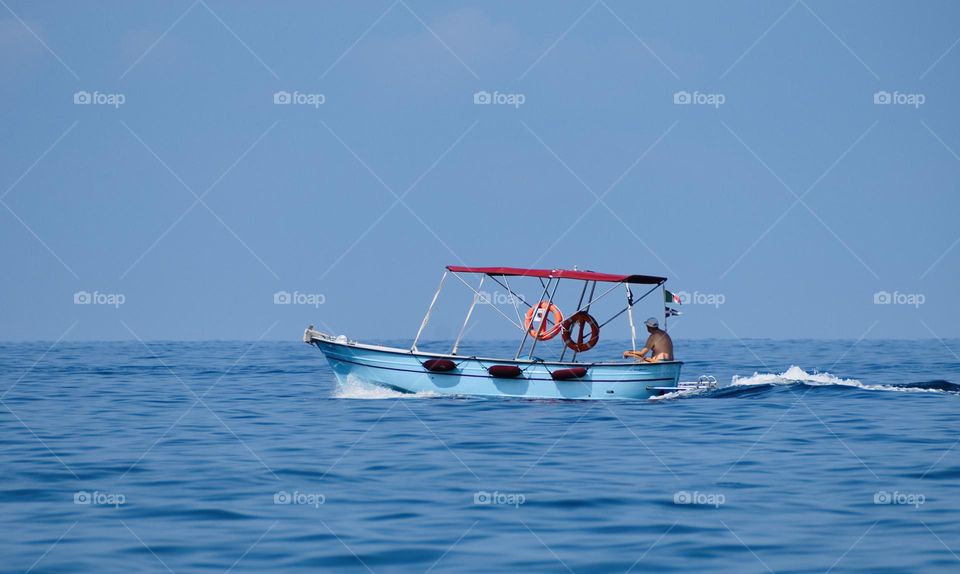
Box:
623, 317, 674, 362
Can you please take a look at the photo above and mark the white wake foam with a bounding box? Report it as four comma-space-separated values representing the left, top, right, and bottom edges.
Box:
648, 384, 716, 401
731, 365, 860, 387
731, 366, 946, 394
648, 389, 703, 401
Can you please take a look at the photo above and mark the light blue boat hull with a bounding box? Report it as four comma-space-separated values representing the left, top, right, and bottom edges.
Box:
312, 339, 682, 400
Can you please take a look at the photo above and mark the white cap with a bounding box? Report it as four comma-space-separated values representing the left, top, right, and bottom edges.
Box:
644, 317, 659, 328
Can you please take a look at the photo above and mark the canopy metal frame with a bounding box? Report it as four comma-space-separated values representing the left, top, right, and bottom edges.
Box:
412, 267, 667, 361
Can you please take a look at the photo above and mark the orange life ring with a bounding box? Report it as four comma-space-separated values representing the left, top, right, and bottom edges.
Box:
562, 312, 600, 352
524, 301, 563, 341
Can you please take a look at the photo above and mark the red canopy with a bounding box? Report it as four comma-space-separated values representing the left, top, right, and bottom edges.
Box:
446, 266, 666, 285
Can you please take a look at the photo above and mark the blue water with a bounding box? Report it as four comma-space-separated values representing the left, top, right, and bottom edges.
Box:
2, 339, 959, 573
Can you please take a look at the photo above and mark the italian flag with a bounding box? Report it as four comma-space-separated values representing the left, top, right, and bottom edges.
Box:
665, 290, 681, 304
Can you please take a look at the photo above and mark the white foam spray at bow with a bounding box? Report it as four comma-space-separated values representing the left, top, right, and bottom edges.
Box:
333, 374, 438, 399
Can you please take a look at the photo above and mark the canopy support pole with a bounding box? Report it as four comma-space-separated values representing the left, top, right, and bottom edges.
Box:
411, 271, 447, 352
559, 280, 590, 362
571, 281, 597, 363
528, 279, 561, 360
452, 276, 483, 355
515, 278, 552, 360
598, 283, 662, 328
449, 272, 523, 331
570, 280, 622, 317
500, 275, 524, 325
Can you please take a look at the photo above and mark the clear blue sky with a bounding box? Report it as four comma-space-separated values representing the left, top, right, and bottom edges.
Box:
1, 0, 958, 341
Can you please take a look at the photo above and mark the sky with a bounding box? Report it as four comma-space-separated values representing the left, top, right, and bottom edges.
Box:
1, 0, 958, 342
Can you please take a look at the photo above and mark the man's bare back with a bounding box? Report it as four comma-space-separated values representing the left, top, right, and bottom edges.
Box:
623, 318, 674, 362
644, 329, 674, 362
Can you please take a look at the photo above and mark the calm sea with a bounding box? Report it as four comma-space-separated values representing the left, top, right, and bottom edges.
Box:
1, 339, 958, 573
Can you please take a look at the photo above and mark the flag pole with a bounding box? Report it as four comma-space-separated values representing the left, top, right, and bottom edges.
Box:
662, 283, 668, 332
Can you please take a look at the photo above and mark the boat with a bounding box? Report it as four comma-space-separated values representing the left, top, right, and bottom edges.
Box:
304, 265, 683, 400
